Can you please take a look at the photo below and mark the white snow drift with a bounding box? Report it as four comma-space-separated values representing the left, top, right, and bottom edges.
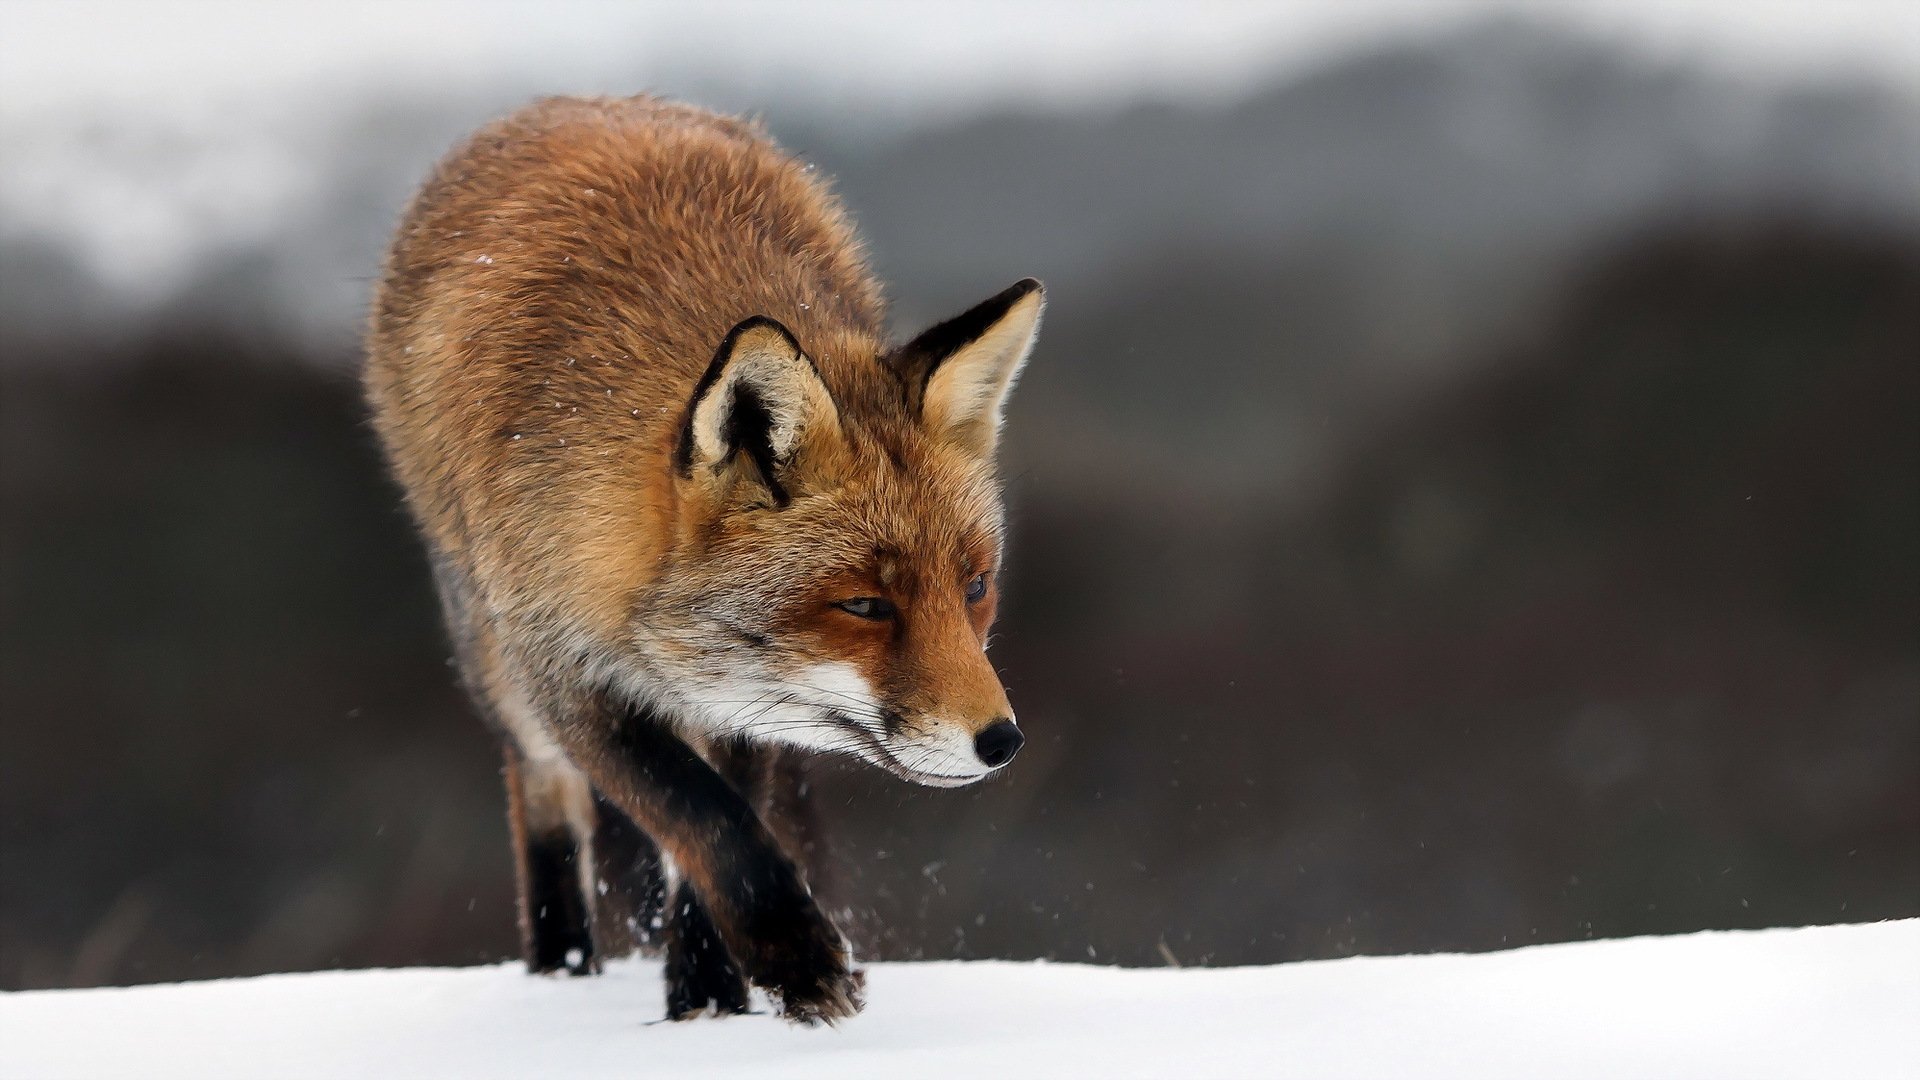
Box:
3, 920, 1915, 1079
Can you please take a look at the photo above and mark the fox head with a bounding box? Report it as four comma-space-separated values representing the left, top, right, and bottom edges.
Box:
639, 280, 1044, 786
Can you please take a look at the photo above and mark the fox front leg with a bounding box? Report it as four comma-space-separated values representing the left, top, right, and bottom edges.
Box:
550, 696, 863, 1024
661, 739, 778, 1019
662, 879, 750, 1019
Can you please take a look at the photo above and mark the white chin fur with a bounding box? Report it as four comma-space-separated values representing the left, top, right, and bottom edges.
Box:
674, 662, 994, 785
677, 662, 881, 753
858, 729, 993, 787
881, 758, 992, 788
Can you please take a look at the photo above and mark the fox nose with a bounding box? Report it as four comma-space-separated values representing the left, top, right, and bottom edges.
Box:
973, 719, 1024, 768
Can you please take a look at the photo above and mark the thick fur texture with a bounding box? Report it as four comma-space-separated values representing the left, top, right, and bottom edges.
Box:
365, 96, 1042, 1023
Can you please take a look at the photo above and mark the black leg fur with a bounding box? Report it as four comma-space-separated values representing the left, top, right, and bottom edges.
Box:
664, 880, 750, 1019
592, 791, 668, 956
543, 700, 863, 1023
660, 739, 762, 1017
524, 829, 597, 976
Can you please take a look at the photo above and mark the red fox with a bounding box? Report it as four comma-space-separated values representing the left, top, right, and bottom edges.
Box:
364, 96, 1042, 1023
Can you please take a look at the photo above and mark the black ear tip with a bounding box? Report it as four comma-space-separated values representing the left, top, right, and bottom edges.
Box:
725, 314, 799, 345
1010, 277, 1044, 299
717, 315, 803, 363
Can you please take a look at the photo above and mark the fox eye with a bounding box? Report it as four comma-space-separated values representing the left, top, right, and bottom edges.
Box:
965, 571, 992, 604
835, 597, 896, 620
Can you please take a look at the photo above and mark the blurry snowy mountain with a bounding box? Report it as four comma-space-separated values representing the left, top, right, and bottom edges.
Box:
3, 19, 1916, 361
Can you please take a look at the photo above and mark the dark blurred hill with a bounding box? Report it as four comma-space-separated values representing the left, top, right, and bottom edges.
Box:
2, 23, 1918, 987
0, 339, 506, 987
1310, 225, 1920, 644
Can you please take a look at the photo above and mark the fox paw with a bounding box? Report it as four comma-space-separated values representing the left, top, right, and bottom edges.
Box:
773, 961, 865, 1026
748, 914, 866, 1026
665, 965, 750, 1021
664, 931, 749, 1019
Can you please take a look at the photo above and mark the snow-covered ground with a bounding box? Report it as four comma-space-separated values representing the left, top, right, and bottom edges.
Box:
3, 921, 1914, 1079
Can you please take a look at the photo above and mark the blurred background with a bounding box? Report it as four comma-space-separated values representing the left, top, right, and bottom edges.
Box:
3, 0, 1917, 990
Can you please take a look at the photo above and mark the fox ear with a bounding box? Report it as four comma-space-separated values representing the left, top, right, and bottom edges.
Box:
896, 279, 1044, 457
677, 316, 839, 505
